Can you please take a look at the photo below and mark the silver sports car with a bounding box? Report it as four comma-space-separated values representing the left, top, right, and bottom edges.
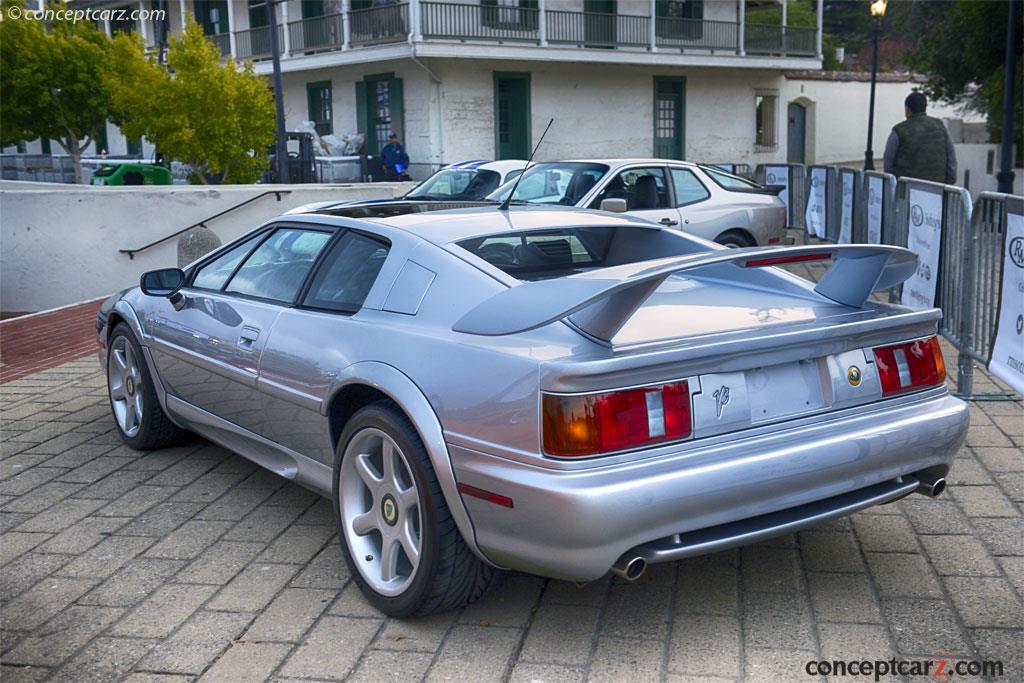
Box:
98, 203, 967, 616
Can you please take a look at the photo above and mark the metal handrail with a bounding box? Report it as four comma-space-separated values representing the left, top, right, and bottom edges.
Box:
119, 190, 292, 259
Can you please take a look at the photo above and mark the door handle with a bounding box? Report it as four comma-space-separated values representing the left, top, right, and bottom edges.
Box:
660, 218, 679, 226
238, 326, 260, 350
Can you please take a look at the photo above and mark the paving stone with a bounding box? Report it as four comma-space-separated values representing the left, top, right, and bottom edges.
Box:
807, 571, 883, 623
237, 467, 289, 490
121, 674, 193, 683
968, 628, 1023, 683
973, 447, 1024, 472
744, 647, 820, 682
143, 520, 232, 560
175, 540, 265, 585
458, 575, 545, 628
1, 467, 70, 496
0, 552, 71, 602
243, 588, 337, 642
880, 598, 971, 656
279, 616, 382, 679
852, 514, 918, 553
13, 497, 105, 534
741, 545, 804, 592
327, 580, 383, 618
197, 641, 292, 682
68, 468, 154, 500
110, 583, 218, 638
675, 554, 739, 616
518, 603, 600, 665
144, 457, 219, 487
43, 444, 113, 470
256, 523, 335, 565
798, 530, 865, 573
817, 621, 894, 661
96, 485, 176, 518
994, 472, 1024, 503
866, 552, 943, 598
2, 481, 84, 514
972, 517, 1024, 556
80, 558, 186, 607
965, 425, 1014, 448
262, 482, 322, 509
541, 578, 609, 607
1, 576, 97, 630
919, 534, 1002, 576
0, 664, 52, 682
997, 555, 1024, 597
948, 457, 995, 485
372, 610, 457, 653
425, 624, 523, 683
951, 485, 1020, 518
193, 486, 274, 522
115, 501, 205, 537
0, 511, 33, 532
56, 534, 155, 579
35, 514, 126, 554
293, 497, 335, 526
135, 611, 252, 675
223, 504, 306, 543
900, 497, 974, 535
3, 605, 123, 667
588, 636, 664, 682
348, 649, 435, 683
57, 455, 134, 482
289, 543, 350, 589
942, 576, 1022, 628
207, 562, 299, 613
742, 591, 816, 651
667, 613, 741, 678
599, 581, 672, 640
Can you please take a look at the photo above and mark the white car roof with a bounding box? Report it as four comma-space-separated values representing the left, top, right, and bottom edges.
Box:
444, 160, 531, 175
554, 158, 700, 169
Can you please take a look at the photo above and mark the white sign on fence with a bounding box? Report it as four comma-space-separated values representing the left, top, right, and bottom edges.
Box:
805, 168, 827, 238
839, 172, 855, 244
901, 188, 943, 309
866, 175, 884, 244
988, 207, 1024, 395
763, 165, 790, 214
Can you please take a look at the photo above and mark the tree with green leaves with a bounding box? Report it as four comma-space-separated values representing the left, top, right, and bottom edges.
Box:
106, 18, 276, 184
0, 1, 114, 183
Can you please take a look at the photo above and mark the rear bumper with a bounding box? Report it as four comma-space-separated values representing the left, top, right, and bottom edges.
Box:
450, 390, 967, 581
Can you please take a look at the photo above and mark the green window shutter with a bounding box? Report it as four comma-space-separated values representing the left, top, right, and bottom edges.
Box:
301, 0, 324, 19
389, 77, 405, 141
351, 0, 372, 9
684, 0, 703, 20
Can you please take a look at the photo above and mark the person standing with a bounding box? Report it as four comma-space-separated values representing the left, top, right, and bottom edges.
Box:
380, 133, 410, 181
883, 92, 958, 185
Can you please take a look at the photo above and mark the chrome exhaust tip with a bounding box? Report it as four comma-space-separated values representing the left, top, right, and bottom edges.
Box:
611, 556, 647, 581
916, 477, 946, 498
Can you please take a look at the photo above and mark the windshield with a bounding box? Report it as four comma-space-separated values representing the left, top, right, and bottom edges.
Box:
457, 227, 616, 280
486, 163, 609, 205
406, 168, 502, 200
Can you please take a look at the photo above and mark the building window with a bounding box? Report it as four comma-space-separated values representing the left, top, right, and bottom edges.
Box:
482, 0, 539, 31
356, 74, 404, 159
656, 0, 703, 39
307, 81, 333, 136
755, 92, 778, 151
194, 1, 229, 35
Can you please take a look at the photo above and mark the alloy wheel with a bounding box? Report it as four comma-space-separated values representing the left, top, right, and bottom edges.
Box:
107, 336, 144, 438
339, 428, 423, 596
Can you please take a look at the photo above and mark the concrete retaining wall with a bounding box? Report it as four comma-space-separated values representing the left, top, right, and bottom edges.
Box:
0, 182, 415, 314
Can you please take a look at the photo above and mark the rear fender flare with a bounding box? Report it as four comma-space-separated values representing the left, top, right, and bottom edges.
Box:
323, 361, 492, 565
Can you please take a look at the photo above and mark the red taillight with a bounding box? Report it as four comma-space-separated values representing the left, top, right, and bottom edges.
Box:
872, 336, 946, 396
744, 253, 831, 267
542, 381, 692, 457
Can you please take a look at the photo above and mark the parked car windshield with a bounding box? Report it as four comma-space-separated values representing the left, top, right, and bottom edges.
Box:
406, 168, 503, 200
486, 163, 609, 205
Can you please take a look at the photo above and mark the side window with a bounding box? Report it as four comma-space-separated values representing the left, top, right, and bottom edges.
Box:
591, 167, 670, 211
225, 228, 332, 303
303, 232, 390, 313
671, 168, 710, 206
191, 232, 265, 290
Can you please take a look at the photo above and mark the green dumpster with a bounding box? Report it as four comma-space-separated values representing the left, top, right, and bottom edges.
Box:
91, 163, 172, 186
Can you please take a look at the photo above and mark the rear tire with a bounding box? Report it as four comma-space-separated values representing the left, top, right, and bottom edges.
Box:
333, 401, 496, 616
106, 323, 188, 450
714, 230, 756, 248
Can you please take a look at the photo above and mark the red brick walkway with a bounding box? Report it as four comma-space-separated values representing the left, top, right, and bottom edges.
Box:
0, 298, 105, 384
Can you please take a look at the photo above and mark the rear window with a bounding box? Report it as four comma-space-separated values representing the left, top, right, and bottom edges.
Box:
700, 165, 761, 190
457, 227, 617, 280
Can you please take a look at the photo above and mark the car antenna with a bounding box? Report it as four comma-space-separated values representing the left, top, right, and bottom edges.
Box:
498, 117, 554, 212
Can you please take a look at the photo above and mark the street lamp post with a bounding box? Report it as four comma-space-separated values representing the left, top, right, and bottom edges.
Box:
863, 0, 888, 171
266, 0, 288, 184
996, 0, 1018, 193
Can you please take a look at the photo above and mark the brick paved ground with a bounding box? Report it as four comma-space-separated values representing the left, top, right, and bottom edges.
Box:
1, 266, 1022, 681
0, 299, 105, 384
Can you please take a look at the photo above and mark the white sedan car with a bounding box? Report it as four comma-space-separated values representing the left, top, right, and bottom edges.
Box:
488, 159, 787, 247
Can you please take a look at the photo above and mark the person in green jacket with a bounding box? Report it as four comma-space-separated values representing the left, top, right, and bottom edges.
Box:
883, 92, 958, 185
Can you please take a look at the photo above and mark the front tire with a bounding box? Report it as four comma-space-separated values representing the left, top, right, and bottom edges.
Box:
714, 230, 756, 248
333, 401, 495, 616
106, 323, 187, 450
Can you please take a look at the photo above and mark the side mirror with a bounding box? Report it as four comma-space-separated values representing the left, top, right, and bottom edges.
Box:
600, 198, 628, 213
140, 268, 185, 298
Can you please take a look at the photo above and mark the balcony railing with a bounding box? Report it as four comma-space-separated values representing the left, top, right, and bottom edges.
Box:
212, 2, 819, 61
209, 32, 231, 56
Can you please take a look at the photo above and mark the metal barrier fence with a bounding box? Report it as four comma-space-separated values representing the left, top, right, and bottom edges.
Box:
862, 171, 897, 245
755, 163, 807, 230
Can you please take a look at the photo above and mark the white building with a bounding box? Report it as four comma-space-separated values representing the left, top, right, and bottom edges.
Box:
11, 0, 824, 173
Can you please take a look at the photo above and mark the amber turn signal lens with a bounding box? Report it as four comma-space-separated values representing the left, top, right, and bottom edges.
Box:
873, 336, 946, 396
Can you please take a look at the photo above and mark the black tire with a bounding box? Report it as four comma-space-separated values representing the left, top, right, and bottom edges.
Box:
106, 323, 188, 450
715, 230, 756, 248
333, 401, 496, 617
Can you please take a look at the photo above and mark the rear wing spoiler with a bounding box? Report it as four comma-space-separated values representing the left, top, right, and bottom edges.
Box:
453, 245, 918, 341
